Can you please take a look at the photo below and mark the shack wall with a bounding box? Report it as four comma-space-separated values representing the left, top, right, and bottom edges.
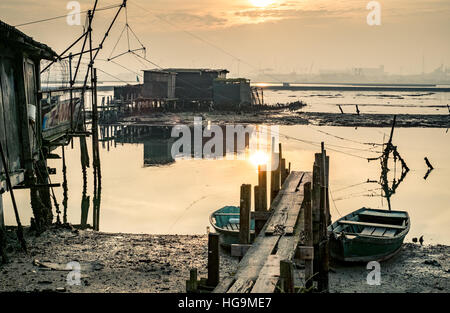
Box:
174, 70, 227, 102
213, 79, 251, 106
114, 84, 143, 100
142, 71, 176, 99
0, 52, 23, 177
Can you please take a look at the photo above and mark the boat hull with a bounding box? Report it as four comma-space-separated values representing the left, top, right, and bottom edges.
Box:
328, 207, 410, 263
210, 206, 256, 248
329, 233, 406, 262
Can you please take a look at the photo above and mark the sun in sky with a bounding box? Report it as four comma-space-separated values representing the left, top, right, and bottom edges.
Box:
249, 150, 270, 168
249, 0, 276, 8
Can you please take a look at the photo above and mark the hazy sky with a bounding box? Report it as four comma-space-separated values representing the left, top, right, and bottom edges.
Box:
1, 0, 449, 78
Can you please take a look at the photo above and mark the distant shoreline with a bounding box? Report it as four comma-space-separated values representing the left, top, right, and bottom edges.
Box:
258, 85, 450, 92
89, 83, 450, 93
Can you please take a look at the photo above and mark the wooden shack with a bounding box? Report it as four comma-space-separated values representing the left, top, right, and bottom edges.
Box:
142, 70, 176, 100
0, 20, 57, 227
164, 68, 229, 103
213, 78, 252, 107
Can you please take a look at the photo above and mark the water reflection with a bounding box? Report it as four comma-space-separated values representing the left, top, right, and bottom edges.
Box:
99, 125, 256, 167
4, 124, 448, 243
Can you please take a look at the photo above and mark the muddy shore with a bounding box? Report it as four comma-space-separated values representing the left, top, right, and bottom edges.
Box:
0, 226, 448, 293
116, 111, 450, 128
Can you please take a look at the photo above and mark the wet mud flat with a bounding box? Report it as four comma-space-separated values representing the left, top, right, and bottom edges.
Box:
0, 227, 448, 293
0, 227, 238, 293
329, 244, 449, 293
118, 111, 450, 128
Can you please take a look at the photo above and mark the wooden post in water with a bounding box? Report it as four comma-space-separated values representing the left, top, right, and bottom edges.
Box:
303, 182, 314, 289
318, 143, 330, 292
207, 233, 220, 287
280, 260, 294, 293
239, 184, 251, 245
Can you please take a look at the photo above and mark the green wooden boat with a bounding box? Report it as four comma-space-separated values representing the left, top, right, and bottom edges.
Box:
210, 206, 255, 247
328, 208, 410, 262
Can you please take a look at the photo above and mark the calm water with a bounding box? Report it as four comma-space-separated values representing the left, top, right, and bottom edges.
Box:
2, 88, 450, 244
3, 124, 449, 244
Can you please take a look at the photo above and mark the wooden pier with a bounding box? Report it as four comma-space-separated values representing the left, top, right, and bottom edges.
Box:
207, 145, 331, 294
213, 171, 311, 293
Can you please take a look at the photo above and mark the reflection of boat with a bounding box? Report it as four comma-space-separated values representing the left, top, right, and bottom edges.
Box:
210, 206, 255, 247
328, 208, 410, 262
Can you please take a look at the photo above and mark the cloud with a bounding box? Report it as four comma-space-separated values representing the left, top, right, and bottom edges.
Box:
155, 13, 228, 28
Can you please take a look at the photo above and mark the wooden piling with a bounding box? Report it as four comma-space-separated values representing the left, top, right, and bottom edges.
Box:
255, 165, 267, 236
338, 105, 344, 114
270, 153, 280, 204
280, 158, 287, 186
279, 260, 294, 293
239, 184, 252, 245
318, 143, 330, 292
303, 182, 314, 289
207, 233, 220, 287
186, 268, 198, 293
312, 157, 321, 281
258, 165, 267, 211
254, 186, 261, 212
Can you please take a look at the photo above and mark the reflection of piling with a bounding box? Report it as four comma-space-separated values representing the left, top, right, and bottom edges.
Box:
62, 146, 68, 224
80, 136, 90, 229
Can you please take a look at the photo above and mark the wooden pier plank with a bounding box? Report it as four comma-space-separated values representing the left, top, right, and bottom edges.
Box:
265, 172, 311, 235
250, 255, 281, 293
251, 196, 307, 293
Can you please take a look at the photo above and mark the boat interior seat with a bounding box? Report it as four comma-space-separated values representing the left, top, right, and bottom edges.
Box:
361, 226, 375, 235
372, 228, 386, 236
384, 229, 397, 237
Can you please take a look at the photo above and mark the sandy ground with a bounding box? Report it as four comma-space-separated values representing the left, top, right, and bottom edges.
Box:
0, 226, 448, 293
117, 111, 450, 128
